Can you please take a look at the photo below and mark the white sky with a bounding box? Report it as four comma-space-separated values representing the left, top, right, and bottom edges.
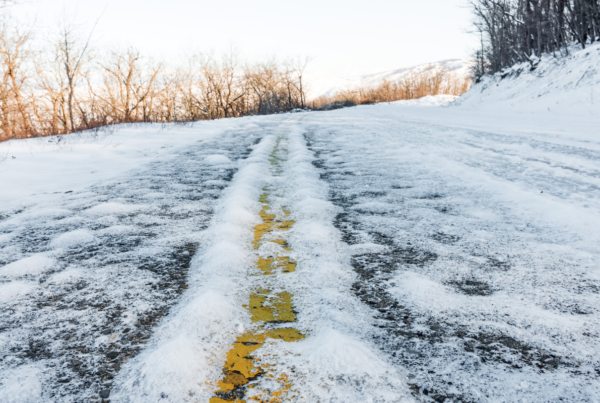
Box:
12, 0, 477, 77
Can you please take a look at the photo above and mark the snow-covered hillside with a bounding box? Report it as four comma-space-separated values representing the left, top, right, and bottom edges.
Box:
455, 43, 600, 116
306, 59, 472, 99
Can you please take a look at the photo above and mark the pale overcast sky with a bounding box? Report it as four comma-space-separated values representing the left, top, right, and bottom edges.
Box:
12, 0, 477, 76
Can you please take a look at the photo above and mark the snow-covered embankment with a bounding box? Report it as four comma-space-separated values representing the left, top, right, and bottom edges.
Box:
455, 43, 600, 116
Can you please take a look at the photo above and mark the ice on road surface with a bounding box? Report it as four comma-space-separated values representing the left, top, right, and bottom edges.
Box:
0, 93, 599, 402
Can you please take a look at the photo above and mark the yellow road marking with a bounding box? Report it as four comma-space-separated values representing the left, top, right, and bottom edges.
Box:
211, 137, 303, 403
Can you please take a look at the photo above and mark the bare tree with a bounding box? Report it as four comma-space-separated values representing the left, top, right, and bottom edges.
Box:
0, 15, 311, 143
0, 21, 34, 140
91, 48, 162, 123
468, 0, 600, 75
311, 67, 472, 108
55, 16, 98, 132
283, 56, 311, 109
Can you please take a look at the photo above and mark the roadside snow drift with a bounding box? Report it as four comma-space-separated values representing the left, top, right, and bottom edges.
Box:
456, 42, 600, 116
390, 94, 458, 107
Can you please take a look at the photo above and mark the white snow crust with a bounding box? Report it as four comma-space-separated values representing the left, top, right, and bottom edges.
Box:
204, 154, 232, 165
0, 281, 37, 303
0, 365, 43, 403
86, 203, 144, 216
0, 254, 56, 278
47, 268, 84, 285
49, 229, 97, 249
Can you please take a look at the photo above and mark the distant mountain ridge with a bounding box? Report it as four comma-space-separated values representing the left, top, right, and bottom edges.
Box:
359, 59, 472, 87
306, 59, 473, 100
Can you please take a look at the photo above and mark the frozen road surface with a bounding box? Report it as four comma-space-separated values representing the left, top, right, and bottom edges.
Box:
1, 103, 599, 402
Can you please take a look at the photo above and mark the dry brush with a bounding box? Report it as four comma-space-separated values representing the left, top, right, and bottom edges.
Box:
0, 21, 310, 143
310, 68, 472, 108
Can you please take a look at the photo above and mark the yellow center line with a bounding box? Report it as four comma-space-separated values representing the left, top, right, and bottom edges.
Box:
211, 137, 303, 403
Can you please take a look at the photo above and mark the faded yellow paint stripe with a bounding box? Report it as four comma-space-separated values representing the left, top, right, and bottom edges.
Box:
211, 137, 303, 403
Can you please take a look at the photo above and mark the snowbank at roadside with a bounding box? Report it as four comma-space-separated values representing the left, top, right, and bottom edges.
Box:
383, 43, 600, 116
455, 43, 600, 116
0, 122, 240, 212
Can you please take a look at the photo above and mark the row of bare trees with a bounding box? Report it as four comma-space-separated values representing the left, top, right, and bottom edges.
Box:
311, 68, 472, 108
469, 0, 600, 76
0, 20, 309, 142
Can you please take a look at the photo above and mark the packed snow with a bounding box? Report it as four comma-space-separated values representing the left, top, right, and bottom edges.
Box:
50, 229, 97, 249
0, 282, 37, 304
0, 45, 599, 402
0, 254, 56, 278
204, 154, 232, 165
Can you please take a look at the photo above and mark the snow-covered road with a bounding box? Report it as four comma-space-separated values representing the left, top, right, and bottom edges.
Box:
1, 103, 599, 402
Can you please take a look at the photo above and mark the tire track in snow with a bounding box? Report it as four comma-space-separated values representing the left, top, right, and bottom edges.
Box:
0, 124, 266, 403
261, 123, 413, 402
301, 112, 600, 402
110, 129, 278, 402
